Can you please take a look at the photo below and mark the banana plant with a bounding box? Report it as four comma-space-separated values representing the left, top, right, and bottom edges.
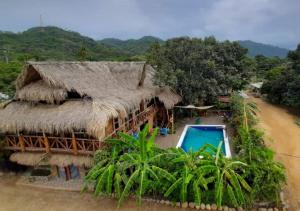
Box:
163, 147, 214, 205
198, 142, 252, 207
116, 124, 176, 206
84, 145, 122, 196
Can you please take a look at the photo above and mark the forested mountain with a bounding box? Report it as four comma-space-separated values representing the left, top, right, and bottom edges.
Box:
238, 40, 289, 58
0, 26, 129, 61
98, 36, 163, 56
0, 26, 290, 61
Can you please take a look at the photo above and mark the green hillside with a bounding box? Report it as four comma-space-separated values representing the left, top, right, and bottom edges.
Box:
0, 26, 129, 61
99, 36, 163, 56
238, 40, 289, 58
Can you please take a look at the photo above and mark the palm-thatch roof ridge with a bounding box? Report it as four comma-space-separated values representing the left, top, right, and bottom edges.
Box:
0, 61, 181, 138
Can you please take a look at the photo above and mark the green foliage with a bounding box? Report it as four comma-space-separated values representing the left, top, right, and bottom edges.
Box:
0, 61, 23, 96
147, 36, 254, 105
253, 54, 286, 79
229, 94, 286, 204
0, 26, 130, 62
261, 44, 300, 109
85, 124, 252, 208
99, 36, 163, 56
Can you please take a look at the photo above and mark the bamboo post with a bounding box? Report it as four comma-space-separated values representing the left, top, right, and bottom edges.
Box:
18, 134, 25, 152
171, 109, 174, 134
72, 132, 78, 155
43, 132, 50, 153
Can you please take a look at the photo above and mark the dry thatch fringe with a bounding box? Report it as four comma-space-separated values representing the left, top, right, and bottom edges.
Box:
49, 154, 94, 167
16, 80, 67, 104
10, 152, 45, 166
0, 100, 93, 136
156, 87, 182, 109
0, 99, 127, 139
10, 152, 94, 167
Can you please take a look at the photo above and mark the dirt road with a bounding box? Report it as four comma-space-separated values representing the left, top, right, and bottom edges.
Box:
0, 175, 184, 211
250, 97, 300, 210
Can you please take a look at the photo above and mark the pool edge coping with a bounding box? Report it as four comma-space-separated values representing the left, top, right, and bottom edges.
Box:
176, 124, 232, 158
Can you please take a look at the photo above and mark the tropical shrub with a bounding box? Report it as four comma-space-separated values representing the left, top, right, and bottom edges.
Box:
163, 144, 251, 207
85, 124, 252, 208
229, 94, 286, 204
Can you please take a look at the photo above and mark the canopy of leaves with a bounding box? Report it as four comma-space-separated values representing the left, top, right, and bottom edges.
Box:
253, 55, 286, 79
261, 44, 300, 109
0, 62, 22, 96
147, 36, 255, 105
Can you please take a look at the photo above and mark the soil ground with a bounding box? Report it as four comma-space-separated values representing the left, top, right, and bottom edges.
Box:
0, 175, 183, 211
250, 97, 300, 210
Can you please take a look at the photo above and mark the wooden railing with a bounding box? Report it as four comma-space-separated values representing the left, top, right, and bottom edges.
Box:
104, 104, 156, 139
4, 135, 103, 155
4, 105, 157, 155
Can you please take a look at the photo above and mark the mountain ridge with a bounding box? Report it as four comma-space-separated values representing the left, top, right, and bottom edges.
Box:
0, 26, 291, 61
238, 40, 289, 58
98, 36, 163, 56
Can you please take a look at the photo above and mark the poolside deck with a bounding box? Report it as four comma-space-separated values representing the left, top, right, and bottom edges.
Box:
155, 115, 233, 149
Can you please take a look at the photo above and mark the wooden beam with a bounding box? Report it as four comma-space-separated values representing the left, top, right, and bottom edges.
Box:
18, 135, 25, 152
71, 133, 78, 155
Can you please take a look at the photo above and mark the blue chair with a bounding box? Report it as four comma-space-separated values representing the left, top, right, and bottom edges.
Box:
160, 127, 169, 136
132, 132, 139, 140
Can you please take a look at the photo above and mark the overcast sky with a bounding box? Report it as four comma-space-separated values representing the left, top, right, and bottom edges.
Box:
0, 0, 299, 49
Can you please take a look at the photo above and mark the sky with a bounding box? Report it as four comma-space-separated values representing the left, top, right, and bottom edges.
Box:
0, 0, 299, 49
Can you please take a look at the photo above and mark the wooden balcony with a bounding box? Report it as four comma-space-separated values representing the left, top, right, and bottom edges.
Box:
4, 104, 157, 155
4, 135, 103, 155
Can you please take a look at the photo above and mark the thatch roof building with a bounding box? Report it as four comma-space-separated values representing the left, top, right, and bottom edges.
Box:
0, 61, 181, 180
0, 61, 180, 139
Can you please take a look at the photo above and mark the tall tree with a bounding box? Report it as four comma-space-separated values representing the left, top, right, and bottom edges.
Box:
261, 44, 300, 109
147, 37, 254, 105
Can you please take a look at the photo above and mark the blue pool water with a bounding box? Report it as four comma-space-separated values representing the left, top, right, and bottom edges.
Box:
181, 126, 226, 154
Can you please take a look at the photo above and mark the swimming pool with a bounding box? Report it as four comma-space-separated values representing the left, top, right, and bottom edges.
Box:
176, 125, 231, 157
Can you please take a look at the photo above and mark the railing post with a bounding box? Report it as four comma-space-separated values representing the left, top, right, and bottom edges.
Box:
18, 134, 25, 152
72, 133, 78, 155
43, 133, 50, 153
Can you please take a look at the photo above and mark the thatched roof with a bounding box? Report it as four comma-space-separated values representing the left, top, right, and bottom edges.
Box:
0, 61, 181, 138
10, 152, 49, 166
10, 152, 94, 167
49, 154, 94, 167
16, 80, 67, 104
